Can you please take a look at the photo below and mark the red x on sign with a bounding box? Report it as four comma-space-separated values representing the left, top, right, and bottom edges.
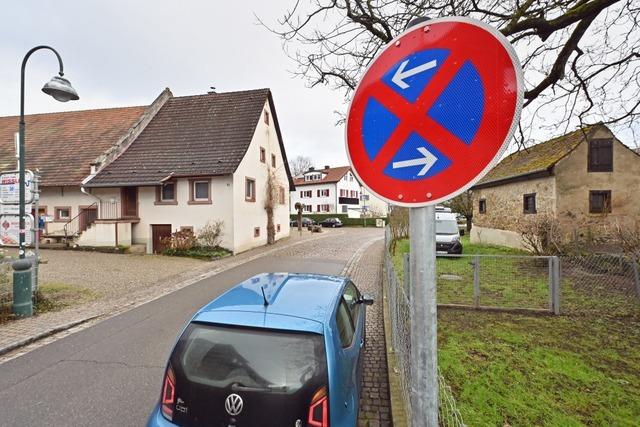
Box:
346, 17, 523, 206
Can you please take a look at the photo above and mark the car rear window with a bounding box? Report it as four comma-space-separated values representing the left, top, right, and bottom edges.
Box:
176, 323, 327, 392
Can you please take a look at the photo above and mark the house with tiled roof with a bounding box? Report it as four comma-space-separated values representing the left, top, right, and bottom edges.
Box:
0, 88, 294, 254
290, 166, 363, 216
469, 124, 640, 248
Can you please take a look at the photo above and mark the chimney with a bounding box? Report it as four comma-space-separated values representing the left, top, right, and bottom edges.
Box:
308, 167, 315, 171
208, 86, 217, 94
324, 165, 330, 170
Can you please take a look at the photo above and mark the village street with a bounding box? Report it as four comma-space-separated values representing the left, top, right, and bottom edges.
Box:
0, 228, 391, 426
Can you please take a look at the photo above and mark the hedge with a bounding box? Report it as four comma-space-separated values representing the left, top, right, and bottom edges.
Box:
289, 213, 388, 227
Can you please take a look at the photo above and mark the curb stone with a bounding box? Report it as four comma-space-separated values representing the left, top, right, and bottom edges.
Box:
382, 268, 410, 427
0, 315, 99, 357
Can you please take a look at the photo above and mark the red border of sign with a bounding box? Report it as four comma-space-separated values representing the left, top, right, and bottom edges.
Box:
345, 17, 524, 207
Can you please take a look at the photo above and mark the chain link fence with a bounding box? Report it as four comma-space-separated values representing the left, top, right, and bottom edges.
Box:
384, 229, 467, 426
560, 253, 640, 318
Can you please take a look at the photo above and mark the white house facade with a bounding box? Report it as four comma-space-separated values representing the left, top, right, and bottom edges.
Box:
0, 88, 295, 254
290, 166, 375, 217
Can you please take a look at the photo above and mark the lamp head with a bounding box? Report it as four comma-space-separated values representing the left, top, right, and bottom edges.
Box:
42, 75, 79, 102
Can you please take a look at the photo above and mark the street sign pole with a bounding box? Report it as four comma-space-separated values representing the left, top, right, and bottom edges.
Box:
410, 205, 438, 427
344, 16, 523, 427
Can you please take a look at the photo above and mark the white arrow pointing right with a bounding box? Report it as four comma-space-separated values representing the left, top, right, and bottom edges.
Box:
392, 147, 438, 176
391, 59, 438, 89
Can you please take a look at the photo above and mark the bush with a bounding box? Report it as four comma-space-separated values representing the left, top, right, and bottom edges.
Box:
289, 213, 387, 227
516, 214, 564, 255
160, 229, 196, 250
198, 220, 224, 248
163, 246, 230, 260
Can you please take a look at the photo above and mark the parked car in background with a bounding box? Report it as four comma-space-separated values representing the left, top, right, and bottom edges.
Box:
290, 217, 316, 227
436, 211, 463, 255
320, 217, 343, 228
147, 273, 374, 427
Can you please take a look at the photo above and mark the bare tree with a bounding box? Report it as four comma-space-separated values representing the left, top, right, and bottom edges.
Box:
447, 191, 473, 232
289, 155, 315, 176
261, 0, 640, 145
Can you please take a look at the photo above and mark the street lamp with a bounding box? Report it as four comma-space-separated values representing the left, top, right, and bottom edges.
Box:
12, 46, 79, 317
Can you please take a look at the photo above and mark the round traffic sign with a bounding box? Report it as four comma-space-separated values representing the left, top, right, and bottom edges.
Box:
346, 17, 523, 206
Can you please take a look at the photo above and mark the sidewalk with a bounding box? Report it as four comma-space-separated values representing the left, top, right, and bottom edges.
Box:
349, 240, 392, 427
0, 229, 335, 358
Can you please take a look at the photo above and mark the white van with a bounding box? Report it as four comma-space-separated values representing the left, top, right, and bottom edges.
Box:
435, 210, 463, 254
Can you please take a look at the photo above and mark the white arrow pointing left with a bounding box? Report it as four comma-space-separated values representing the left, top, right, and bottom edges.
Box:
392, 147, 438, 176
391, 59, 438, 89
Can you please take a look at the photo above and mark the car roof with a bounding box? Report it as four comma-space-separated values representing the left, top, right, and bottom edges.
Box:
193, 273, 347, 334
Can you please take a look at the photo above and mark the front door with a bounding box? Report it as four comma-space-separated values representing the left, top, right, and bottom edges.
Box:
121, 187, 138, 218
151, 224, 172, 254
79, 206, 98, 232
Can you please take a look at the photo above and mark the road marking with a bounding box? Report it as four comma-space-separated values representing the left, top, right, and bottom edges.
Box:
391, 59, 438, 89
392, 147, 438, 176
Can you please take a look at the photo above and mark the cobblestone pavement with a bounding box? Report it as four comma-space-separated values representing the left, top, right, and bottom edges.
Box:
0, 228, 384, 361
349, 240, 392, 427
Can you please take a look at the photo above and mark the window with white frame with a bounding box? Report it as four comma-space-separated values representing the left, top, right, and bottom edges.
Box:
300, 190, 313, 198
303, 204, 312, 212
304, 173, 322, 181
192, 180, 210, 202
317, 189, 330, 197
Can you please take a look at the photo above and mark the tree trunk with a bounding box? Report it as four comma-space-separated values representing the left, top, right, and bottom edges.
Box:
466, 215, 473, 232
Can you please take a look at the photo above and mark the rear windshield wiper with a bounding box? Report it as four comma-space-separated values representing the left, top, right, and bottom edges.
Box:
231, 383, 288, 393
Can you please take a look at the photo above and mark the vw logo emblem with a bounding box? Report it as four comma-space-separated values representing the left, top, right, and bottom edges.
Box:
225, 393, 244, 416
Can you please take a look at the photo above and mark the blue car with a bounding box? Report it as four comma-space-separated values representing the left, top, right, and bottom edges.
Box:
148, 273, 373, 427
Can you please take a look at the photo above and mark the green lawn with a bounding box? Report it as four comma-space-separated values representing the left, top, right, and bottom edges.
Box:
391, 236, 640, 426
393, 236, 551, 310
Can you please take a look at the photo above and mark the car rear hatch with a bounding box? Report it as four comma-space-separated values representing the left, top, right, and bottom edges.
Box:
160, 322, 328, 427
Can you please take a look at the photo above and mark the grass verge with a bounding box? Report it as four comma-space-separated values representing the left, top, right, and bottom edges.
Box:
391, 235, 640, 425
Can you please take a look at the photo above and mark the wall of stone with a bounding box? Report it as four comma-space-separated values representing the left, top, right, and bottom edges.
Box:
470, 225, 526, 250
554, 128, 640, 238
472, 175, 556, 232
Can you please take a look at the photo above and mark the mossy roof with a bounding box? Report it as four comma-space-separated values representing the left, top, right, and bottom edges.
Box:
477, 125, 599, 185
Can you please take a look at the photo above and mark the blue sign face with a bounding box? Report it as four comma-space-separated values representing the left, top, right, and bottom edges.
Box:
361, 49, 485, 181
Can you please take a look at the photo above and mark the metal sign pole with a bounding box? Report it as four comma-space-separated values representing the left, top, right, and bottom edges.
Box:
410, 205, 438, 427
33, 171, 40, 293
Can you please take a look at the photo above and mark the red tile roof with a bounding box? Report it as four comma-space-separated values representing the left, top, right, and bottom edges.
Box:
86, 89, 295, 189
293, 166, 351, 186
0, 106, 147, 186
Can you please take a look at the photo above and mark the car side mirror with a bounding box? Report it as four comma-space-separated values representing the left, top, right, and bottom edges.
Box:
358, 295, 374, 306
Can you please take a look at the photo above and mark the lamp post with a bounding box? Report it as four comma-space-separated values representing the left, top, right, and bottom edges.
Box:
12, 46, 78, 317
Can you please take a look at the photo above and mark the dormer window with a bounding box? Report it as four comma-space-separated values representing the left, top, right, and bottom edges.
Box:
304, 173, 322, 182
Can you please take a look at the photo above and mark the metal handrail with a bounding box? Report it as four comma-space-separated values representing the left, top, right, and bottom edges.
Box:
63, 202, 98, 240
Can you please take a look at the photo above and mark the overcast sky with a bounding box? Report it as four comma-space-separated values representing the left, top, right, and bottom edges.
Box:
0, 0, 347, 168
1, 1, 636, 170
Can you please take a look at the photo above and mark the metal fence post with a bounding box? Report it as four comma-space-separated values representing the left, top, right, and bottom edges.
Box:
631, 256, 640, 300
552, 256, 561, 315
403, 252, 411, 301
473, 255, 480, 308
409, 206, 438, 427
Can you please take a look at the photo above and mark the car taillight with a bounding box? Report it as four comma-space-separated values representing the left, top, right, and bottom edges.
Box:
307, 386, 329, 427
161, 365, 176, 421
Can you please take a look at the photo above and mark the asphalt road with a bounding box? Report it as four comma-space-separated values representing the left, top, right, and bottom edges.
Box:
0, 253, 348, 426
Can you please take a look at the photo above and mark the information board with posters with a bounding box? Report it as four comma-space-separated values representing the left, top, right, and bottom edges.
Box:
0, 170, 34, 205
0, 214, 33, 246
